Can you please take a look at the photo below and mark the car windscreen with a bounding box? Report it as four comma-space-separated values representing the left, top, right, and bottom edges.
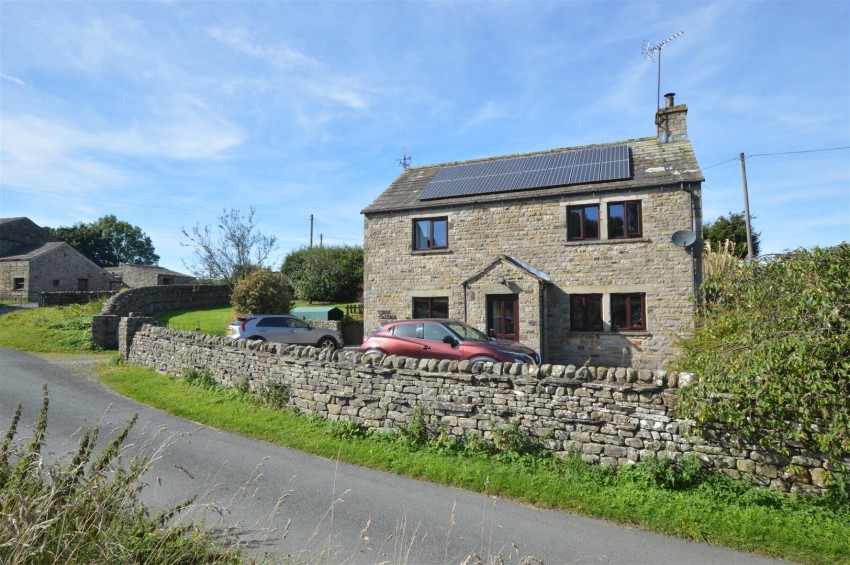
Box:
445, 321, 489, 342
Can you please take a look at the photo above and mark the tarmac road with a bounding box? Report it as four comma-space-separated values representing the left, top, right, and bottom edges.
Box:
0, 347, 787, 564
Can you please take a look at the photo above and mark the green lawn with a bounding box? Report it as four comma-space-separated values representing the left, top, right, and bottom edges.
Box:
154, 302, 361, 336
155, 306, 234, 335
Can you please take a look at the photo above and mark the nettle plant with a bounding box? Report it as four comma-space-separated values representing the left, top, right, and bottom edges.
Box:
674, 244, 850, 481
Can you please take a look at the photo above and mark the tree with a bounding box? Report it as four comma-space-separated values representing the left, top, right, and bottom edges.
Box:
282, 245, 363, 303
230, 268, 292, 315
703, 211, 761, 259
181, 208, 277, 288
45, 215, 159, 267
673, 244, 850, 473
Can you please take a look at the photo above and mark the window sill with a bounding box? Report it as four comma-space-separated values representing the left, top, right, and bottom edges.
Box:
567, 331, 652, 337
411, 248, 453, 256
565, 238, 649, 247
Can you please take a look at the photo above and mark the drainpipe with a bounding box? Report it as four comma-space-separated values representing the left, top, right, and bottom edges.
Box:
539, 281, 547, 362
681, 181, 699, 318
462, 281, 468, 324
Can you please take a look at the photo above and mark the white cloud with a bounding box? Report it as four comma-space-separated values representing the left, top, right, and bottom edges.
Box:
206, 25, 318, 70
0, 74, 27, 87
464, 101, 506, 129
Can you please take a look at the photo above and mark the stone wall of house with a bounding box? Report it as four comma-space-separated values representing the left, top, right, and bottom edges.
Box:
0, 260, 30, 303
109, 265, 195, 288
41, 290, 117, 307
126, 324, 841, 494
363, 185, 701, 369
100, 284, 231, 317
27, 245, 117, 302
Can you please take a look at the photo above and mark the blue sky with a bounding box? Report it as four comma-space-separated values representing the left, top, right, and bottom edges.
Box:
1, 1, 848, 272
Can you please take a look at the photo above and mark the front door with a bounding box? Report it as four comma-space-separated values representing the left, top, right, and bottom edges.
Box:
487, 294, 519, 341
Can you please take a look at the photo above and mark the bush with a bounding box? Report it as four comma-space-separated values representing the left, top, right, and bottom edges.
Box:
230, 267, 292, 315
282, 245, 362, 303
674, 244, 850, 473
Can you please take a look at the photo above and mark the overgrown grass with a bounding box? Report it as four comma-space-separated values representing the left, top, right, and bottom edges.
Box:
0, 384, 241, 564
0, 301, 103, 352
98, 363, 850, 565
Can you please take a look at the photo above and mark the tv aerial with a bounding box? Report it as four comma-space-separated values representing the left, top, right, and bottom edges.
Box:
397, 146, 412, 170
642, 30, 684, 109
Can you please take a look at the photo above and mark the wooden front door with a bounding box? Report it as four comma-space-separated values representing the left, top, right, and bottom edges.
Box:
487, 294, 519, 341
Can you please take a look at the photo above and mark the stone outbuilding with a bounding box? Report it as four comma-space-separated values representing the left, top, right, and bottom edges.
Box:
361, 94, 704, 369
0, 217, 119, 302
104, 264, 195, 288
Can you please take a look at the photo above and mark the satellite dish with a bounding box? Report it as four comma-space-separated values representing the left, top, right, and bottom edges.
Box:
670, 230, 696, 248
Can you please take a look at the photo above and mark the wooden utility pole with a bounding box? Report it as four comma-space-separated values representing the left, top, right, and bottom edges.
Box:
309, 214, 314, 249
739, 153, 755, 259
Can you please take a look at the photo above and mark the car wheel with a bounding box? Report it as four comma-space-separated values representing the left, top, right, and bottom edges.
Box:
469, 356, 496, 364
317, 336, 338, 349
362, 348, 386, 357
248, 336, 266, 342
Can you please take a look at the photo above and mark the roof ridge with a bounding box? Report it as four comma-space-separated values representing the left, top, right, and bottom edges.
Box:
403, 136, 656, 171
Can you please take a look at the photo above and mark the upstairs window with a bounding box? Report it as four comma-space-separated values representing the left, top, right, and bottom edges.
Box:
413, 217, 448, 250
413, 297, 449, 319
570, 294, 603, 331
567, 205, 600, 241
611, 293, 646, 331
608, 201, 642, 239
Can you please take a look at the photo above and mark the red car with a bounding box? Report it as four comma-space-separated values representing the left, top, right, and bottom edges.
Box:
360, 319, 540, 364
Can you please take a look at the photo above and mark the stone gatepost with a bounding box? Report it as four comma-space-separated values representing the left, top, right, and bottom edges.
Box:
91, 315, 120, 350
118, 314, 156, 359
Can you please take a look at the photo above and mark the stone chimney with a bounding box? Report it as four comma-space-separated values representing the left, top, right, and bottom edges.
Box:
656, 92, 688, 143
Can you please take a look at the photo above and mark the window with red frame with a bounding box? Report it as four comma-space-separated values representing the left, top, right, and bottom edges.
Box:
413, 217, 448, 250
611, 293, 646, 331
608, 201, 642, 239
569, 294, 603, 331
567, 204, 600, 241
413, 297, 449, 318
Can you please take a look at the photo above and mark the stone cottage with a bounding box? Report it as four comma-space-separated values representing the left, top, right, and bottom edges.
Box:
0, 217, 119, 302
361, 94, 704, 369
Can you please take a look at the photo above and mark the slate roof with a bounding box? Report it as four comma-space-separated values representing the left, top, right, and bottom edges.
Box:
0, 241, 66, 260
362, 136, 703, 215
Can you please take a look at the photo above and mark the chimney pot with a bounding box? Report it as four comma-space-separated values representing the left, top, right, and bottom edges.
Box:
664, 92, 676, 108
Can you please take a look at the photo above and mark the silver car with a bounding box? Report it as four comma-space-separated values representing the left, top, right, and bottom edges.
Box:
226, 314, 341, 349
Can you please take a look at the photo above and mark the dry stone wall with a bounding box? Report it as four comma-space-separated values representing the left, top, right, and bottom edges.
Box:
101, 284, 231, 317
127, 324, 840, 495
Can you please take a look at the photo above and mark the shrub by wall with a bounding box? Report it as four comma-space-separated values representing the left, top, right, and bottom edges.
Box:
127, 324, 845, 494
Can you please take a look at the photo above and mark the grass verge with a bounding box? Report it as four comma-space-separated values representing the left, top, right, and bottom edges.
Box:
0, 301, 102, 352
98, 363, 850, 565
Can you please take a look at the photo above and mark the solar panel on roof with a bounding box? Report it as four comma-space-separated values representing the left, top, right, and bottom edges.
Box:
417, 144, 631, 201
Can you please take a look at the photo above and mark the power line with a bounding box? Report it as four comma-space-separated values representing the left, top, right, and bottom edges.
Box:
0, 182, 312, 223
703, 146, 849, 170
747, 146, 849, 158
